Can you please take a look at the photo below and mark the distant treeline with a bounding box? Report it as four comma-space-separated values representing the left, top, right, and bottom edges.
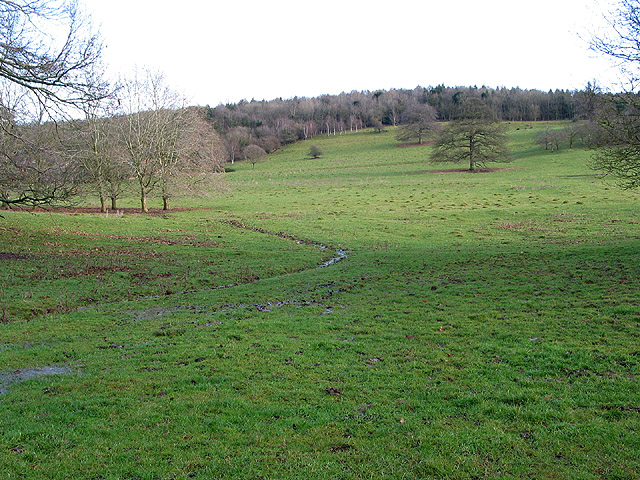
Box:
206, 85, 595, 162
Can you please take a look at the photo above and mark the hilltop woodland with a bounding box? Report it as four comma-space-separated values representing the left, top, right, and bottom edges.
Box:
206, 85, 598, 162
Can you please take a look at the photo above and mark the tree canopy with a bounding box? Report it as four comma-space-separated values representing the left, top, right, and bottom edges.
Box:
430, 99, 512, 171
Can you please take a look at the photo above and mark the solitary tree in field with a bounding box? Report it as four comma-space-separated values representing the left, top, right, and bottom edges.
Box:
396, 103, 438, 144
309, 144, 323, 158
430, 99, 511, 171
243, 144, 267, 169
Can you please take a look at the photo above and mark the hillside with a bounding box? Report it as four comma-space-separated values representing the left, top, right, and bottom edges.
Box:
1, 123, 639, 479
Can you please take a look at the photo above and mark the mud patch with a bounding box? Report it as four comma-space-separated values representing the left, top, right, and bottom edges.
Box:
428, 167, 516, 174
0, 252, 30, 260
130, 305, 208, 322
319, 249, 347, 268
0, 365, 73, 395
397, 141, 435, 148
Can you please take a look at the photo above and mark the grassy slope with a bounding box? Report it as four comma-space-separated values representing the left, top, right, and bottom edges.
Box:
0, 123, 639, 479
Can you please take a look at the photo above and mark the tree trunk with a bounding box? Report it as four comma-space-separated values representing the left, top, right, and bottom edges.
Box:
140, 185, 148, 213
111, 196, 117, 210
163, 196, 169, 210
469, 137, 475, 171
99, 194, 107, 213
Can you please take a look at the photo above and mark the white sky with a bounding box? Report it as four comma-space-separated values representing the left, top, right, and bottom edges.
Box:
81, 0, 619, 106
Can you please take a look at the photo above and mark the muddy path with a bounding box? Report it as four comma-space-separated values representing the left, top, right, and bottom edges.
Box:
129, 219, 350, 321
0, 221, 351, 394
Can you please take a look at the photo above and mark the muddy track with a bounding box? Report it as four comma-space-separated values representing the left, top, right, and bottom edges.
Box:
128, 219, 350, 320
221, 218, 348, 271
0, 222, 351, 394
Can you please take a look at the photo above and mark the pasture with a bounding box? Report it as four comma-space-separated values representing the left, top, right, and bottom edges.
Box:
1, 123, 639, 479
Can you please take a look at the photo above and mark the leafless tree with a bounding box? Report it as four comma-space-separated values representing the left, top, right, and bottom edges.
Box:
224, 126, 251, 164
0, 0, 105, 207
589, 0, 640, 188
117, 70, 188, 212
1, 109, 81, 208
243, 144, 266, 169
396, 103, 438, 145
158, 107, 225, 210
67, 92, 128, 212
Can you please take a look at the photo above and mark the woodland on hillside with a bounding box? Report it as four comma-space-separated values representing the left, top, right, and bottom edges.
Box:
207, 85, 597, 162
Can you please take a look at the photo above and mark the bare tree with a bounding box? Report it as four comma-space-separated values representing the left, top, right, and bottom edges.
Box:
590, 94, 640, 188
535, 127, 568, 152
117, 70, 187, 212
0, 0, 105, 207
224, 126, 251, 164
1, 110, 81, 208
243, 144, 266, 169
396, 103, 438, 145
158, 107, 225, 210
68, 93, 128, 212
589, 0, 640, 188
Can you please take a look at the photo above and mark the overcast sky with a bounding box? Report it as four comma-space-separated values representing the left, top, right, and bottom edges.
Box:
81, 0, 618, 106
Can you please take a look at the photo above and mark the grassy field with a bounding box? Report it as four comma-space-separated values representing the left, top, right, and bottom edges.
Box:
1, 122, 639, 479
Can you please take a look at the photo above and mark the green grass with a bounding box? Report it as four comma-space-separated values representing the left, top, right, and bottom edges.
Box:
1, 123, 639, 479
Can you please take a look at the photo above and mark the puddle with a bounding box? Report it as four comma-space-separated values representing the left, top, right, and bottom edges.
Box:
0, 365, 73, 395
318, 249, 347, 268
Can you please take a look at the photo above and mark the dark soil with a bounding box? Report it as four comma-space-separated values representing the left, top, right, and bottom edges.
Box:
396, 141, 436, 147
8, 206, 212, 215
0, 252, 30, 260
428, 167, 516, 174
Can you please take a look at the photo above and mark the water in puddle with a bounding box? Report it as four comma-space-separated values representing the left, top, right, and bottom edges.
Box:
0, 365, 72, 395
